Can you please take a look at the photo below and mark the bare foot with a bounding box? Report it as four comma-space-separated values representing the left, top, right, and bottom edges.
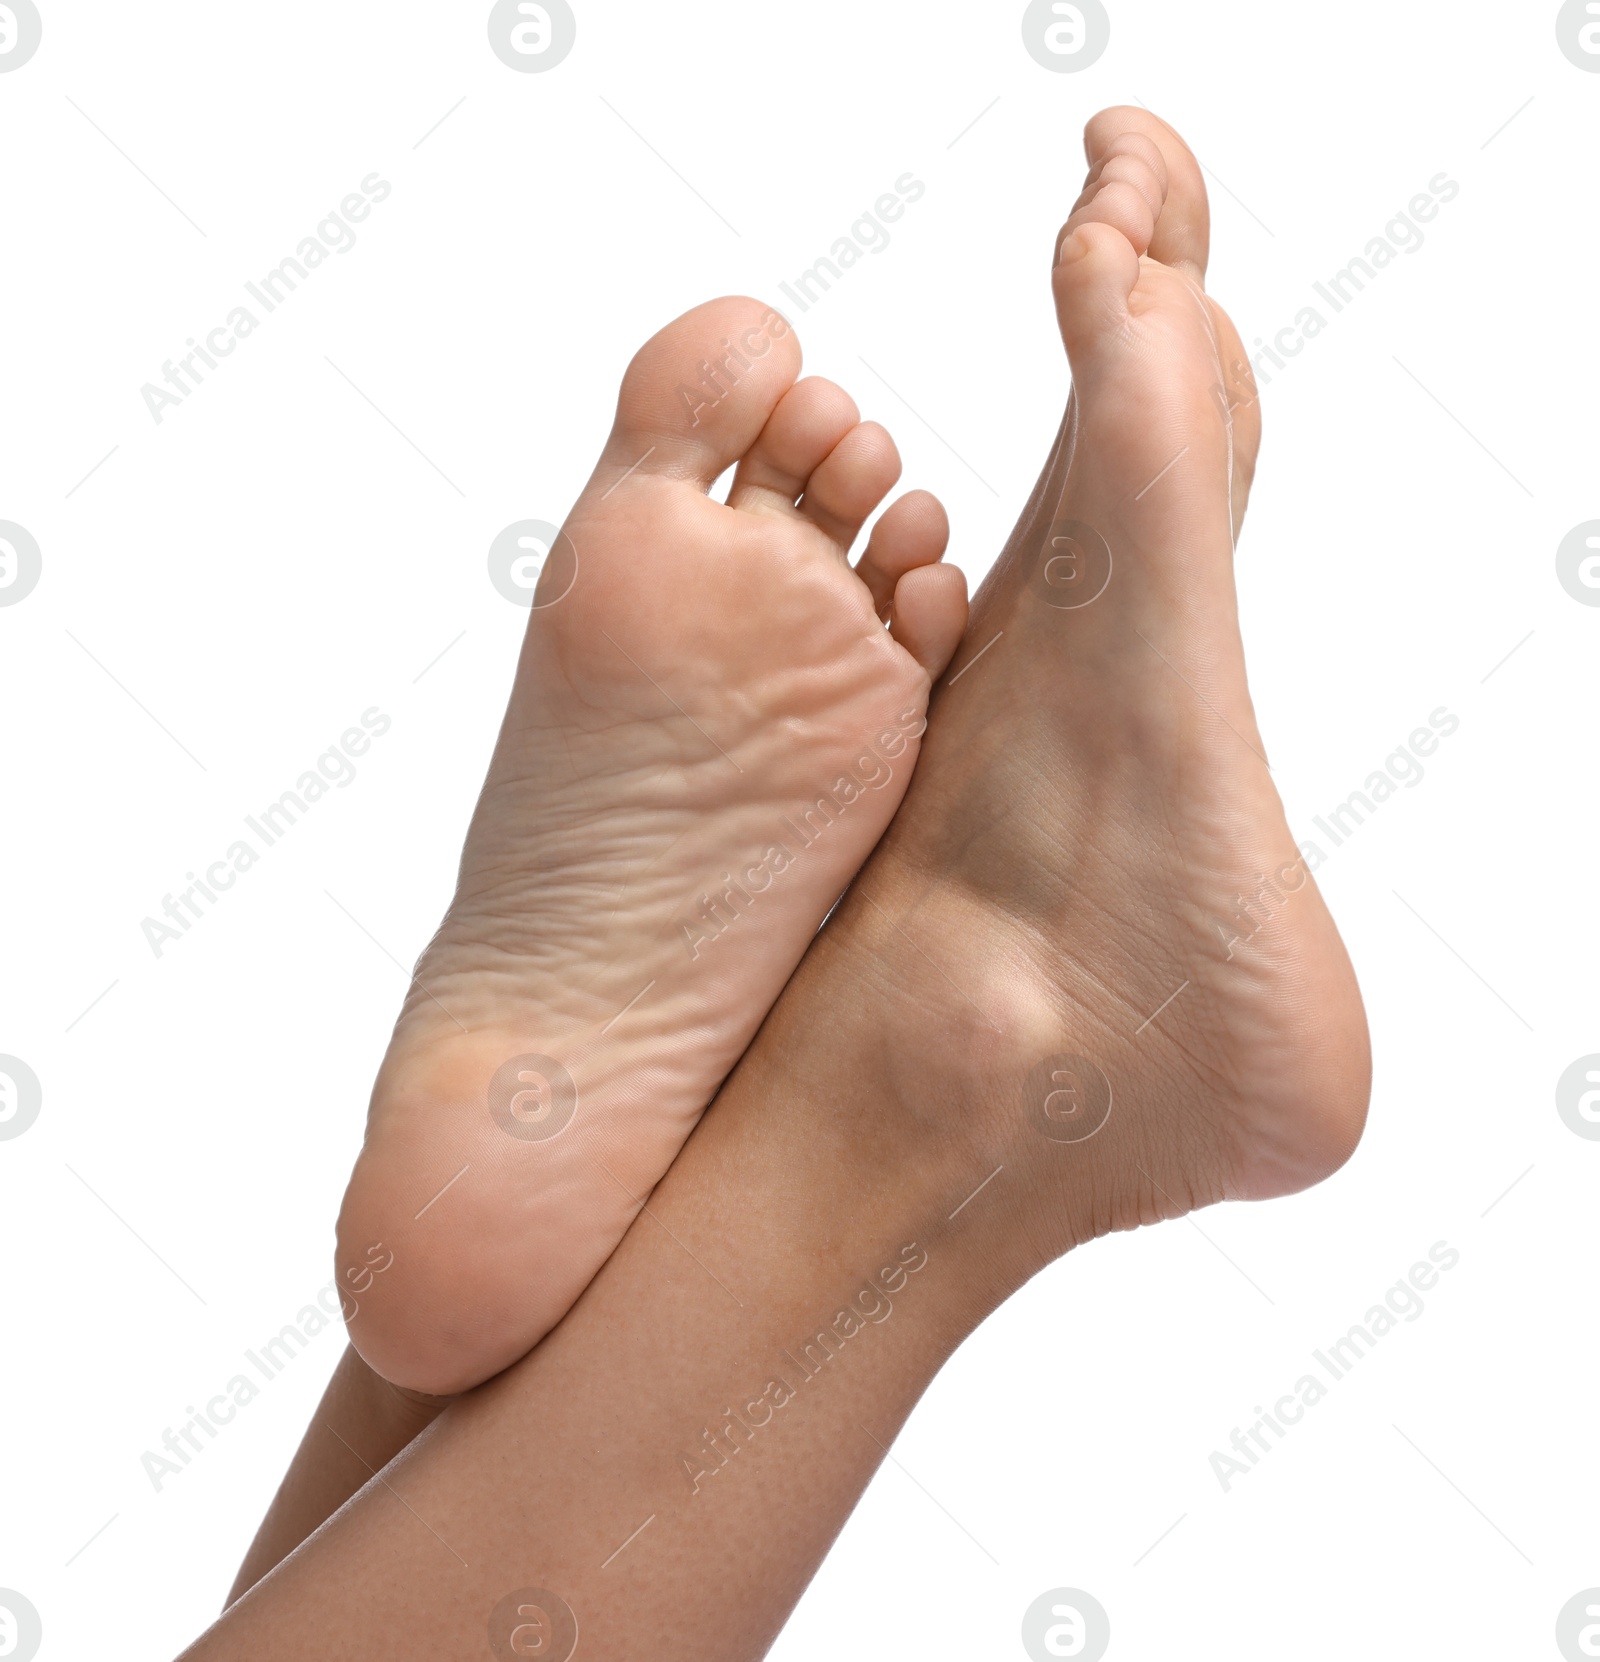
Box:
826, 107, 1370, 1271
336, 298, 967, 1392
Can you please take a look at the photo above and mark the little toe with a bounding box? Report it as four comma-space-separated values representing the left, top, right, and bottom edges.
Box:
855, 489, 950, 618
799, 420, 902, 549
889, 562, 968, 681
725, 376, 861, 516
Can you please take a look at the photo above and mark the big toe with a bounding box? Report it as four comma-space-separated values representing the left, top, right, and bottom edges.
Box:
601, 296, 802, 489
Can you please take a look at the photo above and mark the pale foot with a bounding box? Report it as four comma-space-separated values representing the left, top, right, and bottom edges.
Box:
336, 298, 967, 1392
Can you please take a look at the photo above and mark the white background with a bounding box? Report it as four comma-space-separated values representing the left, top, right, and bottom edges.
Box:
2, 2, 1596, 1657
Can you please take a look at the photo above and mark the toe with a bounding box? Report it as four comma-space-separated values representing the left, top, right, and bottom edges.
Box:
889, 563, 968, 680
1059, 177, 1158, 260
1079, 136, 1168, 215
725, 376, 860, 515
1052, 219, 1143, 355
855, 489, 949, 618
1084, 106, 1209, 279
799, 420, 902, 549
602, 296, 802, 490
1060, 133, 1169, 260
1073, 151, 1167, 236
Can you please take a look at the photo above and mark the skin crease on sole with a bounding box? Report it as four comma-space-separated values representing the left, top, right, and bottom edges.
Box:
334, 298, 970, 1394
817, 105, 1372, 1274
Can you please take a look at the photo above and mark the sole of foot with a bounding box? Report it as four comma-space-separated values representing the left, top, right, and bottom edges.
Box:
819, 107, 1370, 1275
336, 298, 968, 1393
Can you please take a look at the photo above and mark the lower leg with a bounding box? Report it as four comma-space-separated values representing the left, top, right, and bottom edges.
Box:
184, 946, 993, 1658
226, 1348, 449, 1605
